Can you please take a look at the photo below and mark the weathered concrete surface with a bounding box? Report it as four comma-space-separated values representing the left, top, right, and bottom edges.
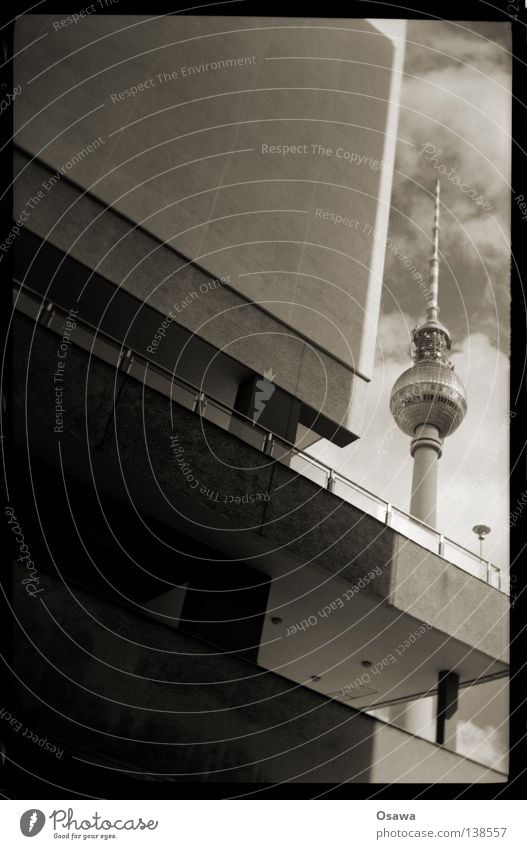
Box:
13, 313, 123, 447
13, 152, 363, 440
391, 538, 509, 664
106, 375, 275, 532
12, 319, 508, 666
104, 380, 507, 664
14, 16, 402, 378
12, 573, 505, 783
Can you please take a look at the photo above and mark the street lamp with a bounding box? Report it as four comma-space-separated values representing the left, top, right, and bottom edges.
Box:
472, 524, 491, 558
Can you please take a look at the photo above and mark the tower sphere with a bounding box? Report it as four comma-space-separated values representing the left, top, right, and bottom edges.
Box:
390, 359, 467, 438
389, 181, 467, 443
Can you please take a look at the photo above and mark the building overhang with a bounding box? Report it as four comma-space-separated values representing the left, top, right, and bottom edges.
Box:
12, 343, 508, 717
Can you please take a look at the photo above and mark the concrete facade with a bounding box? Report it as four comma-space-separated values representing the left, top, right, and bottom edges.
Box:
11, 573, 505, 784
14, 15, 406, 442
13, 308, 508, 720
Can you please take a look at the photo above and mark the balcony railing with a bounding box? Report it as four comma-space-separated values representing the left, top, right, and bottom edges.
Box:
14, 283, 507, 593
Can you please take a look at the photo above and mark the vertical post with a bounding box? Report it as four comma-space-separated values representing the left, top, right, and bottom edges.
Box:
119, 348, 133, 374
487, 563, 501, 589
192, 392, 206, 414
42, 301, 55, 327
436, 669, 460, 746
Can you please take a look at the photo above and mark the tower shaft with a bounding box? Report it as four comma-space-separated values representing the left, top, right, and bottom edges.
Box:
409, 184, 442, 526
410, 424, 442, 526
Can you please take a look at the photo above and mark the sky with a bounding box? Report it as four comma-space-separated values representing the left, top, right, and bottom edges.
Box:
307, 19, 511, 772
308, 19, 512, 573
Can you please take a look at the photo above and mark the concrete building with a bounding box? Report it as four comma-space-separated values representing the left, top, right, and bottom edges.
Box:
6, 15, 508, 793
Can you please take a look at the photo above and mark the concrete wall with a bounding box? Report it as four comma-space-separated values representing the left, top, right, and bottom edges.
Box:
391, 537, 509, 664
13, 312, 124, 448
13, 152, 365, 441
11, 314, 508, 780
14, 15, 406, 436
11, 572, 504, 784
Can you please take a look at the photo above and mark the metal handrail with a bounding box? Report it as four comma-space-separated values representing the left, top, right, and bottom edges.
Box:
331, 469, 389, 508
13, 282, 506, 591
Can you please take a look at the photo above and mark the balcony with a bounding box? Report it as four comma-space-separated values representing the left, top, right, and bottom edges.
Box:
12, 283, 509, 777
14, 282, 506, 593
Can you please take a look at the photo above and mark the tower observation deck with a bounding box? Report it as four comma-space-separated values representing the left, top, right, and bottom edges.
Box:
390, 181, 467, 527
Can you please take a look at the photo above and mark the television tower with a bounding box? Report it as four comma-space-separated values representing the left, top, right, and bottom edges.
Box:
389, 180, 467, 528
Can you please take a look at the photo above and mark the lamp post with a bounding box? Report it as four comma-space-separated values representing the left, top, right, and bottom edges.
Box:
472, 524, 491, 559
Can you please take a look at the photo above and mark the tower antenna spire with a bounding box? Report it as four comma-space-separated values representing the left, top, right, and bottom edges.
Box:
389, 181, 467, 529
428, 179, 440, 322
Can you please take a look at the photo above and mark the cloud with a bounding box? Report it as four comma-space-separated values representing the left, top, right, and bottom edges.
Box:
400, 65, 511, 198
390, 20, 511, 355
403, 21, 512, 83
371, 310, 414, 360
399, 21, 511, 200
455, 719, 506, 771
